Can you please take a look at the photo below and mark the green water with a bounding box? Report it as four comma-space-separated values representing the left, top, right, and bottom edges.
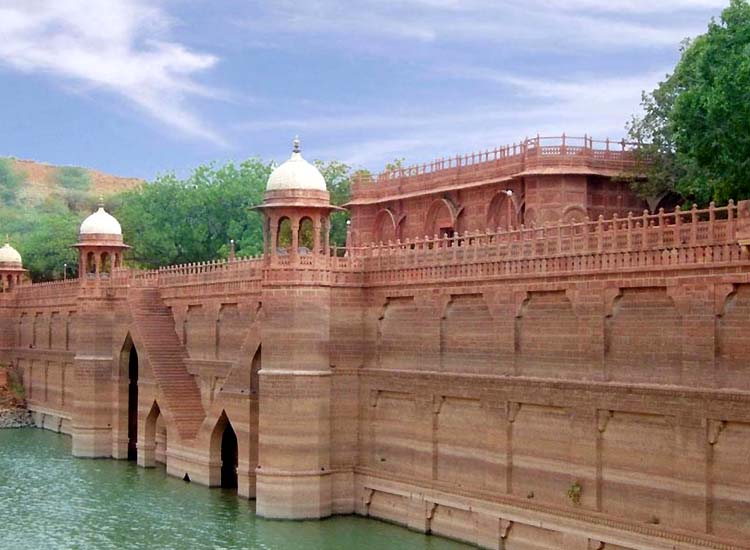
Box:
0, 429, 469, 550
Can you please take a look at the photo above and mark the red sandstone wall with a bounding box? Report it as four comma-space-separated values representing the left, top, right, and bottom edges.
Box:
6, 199, 750, 549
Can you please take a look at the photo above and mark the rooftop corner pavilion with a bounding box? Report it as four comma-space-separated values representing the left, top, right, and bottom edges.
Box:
0, 242, 28, 291
73, 199, 130, 279
4, 134, 750, 550
254, 137, 344, 265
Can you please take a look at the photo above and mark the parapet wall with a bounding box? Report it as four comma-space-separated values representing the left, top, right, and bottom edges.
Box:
350, 135, 638, 202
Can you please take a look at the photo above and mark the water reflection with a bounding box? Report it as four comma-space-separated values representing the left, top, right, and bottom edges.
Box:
0, 429, 468, 550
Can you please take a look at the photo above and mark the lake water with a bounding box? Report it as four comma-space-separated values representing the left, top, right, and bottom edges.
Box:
0, 429, 468, 550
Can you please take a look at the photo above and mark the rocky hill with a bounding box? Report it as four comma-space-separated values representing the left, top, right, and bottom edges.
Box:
5, 157, 143, 201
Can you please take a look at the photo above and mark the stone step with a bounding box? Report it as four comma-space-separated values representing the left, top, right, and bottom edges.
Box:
128, 288, 206, 442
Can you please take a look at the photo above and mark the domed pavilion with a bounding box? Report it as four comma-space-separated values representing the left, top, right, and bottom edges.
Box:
73, 200, 130, 278
255, 137, 343, 261
0, 242, 27, 290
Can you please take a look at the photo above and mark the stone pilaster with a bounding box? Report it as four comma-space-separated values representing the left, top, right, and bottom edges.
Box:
256, 281, 333, 518
71, 289, 118, 457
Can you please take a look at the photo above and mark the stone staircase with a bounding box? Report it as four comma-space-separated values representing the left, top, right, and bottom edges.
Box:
128, 288, 205, 440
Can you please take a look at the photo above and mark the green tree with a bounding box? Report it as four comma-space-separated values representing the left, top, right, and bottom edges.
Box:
115, 159, 273, 268
0, 196, 80, 281
315, 160, 351, 248
627, 0, 750, 205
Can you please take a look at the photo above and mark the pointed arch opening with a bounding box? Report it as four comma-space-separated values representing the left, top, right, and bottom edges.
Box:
127, 345, 139, 461
141, 401, 166, 468
116, 333, 140, 461
211, 411, 238, 490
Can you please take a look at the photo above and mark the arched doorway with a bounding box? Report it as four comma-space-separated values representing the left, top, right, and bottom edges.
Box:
221, 422, 238, 489
127, 346, 138, 461
211, 412, 238, 490
141, 401, 166, 468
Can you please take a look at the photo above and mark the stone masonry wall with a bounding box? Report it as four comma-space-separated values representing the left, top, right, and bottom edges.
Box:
1, 200, 750, 549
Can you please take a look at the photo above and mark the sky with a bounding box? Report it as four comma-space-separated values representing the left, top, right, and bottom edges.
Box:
0, 0, 728, 180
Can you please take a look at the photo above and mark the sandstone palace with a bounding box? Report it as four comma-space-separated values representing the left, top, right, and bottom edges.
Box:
2, 136, 750, 550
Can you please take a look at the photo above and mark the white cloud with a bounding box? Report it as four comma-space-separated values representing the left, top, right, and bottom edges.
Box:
0, 0, 225, 145
241, 0, 719, 49
265, 66, 669, 172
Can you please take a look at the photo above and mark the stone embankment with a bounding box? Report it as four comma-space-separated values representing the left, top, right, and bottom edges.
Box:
0, 367, 31, 428
0, 407, 32, 429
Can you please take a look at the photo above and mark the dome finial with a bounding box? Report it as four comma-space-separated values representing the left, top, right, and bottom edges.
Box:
98, 195, 105, 209
292, 135, 301, 154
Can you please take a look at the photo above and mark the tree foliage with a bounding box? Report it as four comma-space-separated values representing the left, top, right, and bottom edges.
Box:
114, 159, 273, 268
627, 0, 750, 205
0, 197, 80, 281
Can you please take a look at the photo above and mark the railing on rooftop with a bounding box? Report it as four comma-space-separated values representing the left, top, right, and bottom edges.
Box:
350, 134, 640, 201
12, 201, 750, 294
330, 201, 746, 279
119, 255, 265, 288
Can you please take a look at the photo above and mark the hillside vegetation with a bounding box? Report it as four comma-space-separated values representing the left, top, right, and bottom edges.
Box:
0, 156, 352, 282
0, 158, 143, 281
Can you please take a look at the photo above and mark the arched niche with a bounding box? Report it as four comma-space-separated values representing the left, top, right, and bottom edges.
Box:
276, 217, 292, 253
487, 191, 519, 230
562, 205, 587, 224
373, 208, 399, 243
425, 198, 461, 238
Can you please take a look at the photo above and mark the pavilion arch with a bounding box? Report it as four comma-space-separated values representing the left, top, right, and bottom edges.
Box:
373, 208, 400, 243
209, 410, 238, 490
277, 217, 292, 252
486, 191, 520, 231
86, 251, 96, 274
100, 252, 111, 275
299, 216, 314, 252
424, 198, 463, 238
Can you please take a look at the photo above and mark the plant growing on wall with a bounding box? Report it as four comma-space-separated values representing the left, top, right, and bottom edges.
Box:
567, 481, 583, 505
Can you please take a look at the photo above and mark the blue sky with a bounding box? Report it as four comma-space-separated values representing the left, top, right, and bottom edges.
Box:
0, 0, 727, 180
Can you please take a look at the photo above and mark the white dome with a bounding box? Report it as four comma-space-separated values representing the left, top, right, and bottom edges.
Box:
80, 206, 122, 235
266, 138, 327, 192
0, 243, 21, 265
